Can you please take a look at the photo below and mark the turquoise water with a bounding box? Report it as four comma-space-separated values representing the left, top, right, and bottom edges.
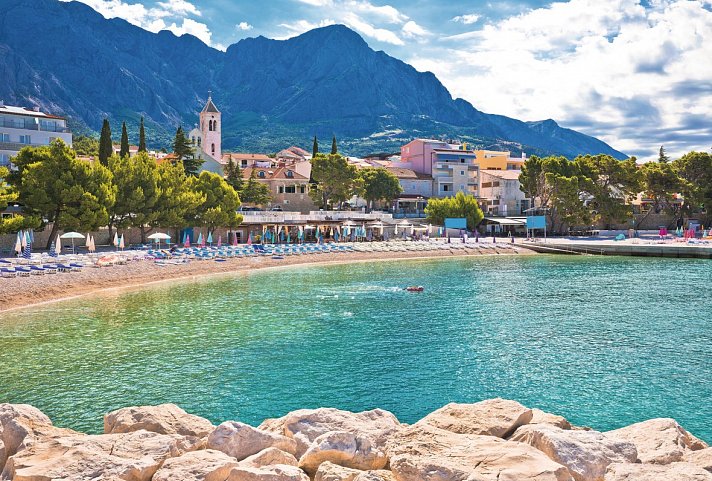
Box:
0, 255, 710, 441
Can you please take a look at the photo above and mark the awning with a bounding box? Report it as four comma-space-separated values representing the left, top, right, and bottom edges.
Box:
484, 217, 526, 226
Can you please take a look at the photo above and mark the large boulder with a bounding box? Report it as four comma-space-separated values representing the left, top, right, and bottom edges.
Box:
207, 421, 297, 461
314, 461, 362, 481
510, 424, 638, 481
387, 423, 573, 481
604, 462, 712, 480
414, 398, 533, 438
299, 431, 387, 476
260, 408, 400, 458
530, 408, 573, 430
242, 447, 299, 468
152, 449, 241, 481
224, 464, 310, 481
0, 404, 76, 472
353, 471, 395, 481
2, 429, 200, 481
104, 404, 214, 439
685, 448, 712, 473
605, 419, 708, 464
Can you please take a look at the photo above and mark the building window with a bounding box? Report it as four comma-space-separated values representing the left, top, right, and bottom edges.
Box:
460, 170, 465, 175
211, 143, 215, 155
258, 171, 265, 178
482, 182, 492, 188
286, 170, 293, 178
0, 154, 8, 166
197, 137, 201, 146
442, 185, 450, 192
460, 185, 465, 191
241, 160, 247, 167
278, 186, 285, 194
19, 135, 31, 144
0, 133, 9, 142
285, 186, 296, 194
493, 181, 500, 187
460, 158, 465, 163
299, 185, 306, 194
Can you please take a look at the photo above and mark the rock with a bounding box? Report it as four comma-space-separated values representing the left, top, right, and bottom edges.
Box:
353, 470, 395, 481
0, 403, 76, 472
104, 404, 214, 439
314, 461, 362, 481
242, 447, 299, 467
259, 408, 400, 458
531, 408, 573, 430
685, 448, 712, 473
224, 464, 310, 481
605, 419, 708, 464
152, 449, 241, 481
604, 462, 712, 480
414, 398, 533, 438
510, 424, 638, 481
2, 429, 200, 481
207, 421, 297, 461
388, 423, 573, 481
299, 431, 387, 476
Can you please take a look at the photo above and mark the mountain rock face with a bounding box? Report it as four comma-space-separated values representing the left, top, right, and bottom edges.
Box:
0, 0, 627, 158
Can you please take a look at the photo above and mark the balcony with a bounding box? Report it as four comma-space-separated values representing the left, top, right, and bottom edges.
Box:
0, 141, 44, 151
0, 120, 70, 133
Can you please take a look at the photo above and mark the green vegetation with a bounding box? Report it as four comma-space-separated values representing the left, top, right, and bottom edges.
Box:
331, 135, 338, 155
360, 167, 402, 211
224, 159, 244, 192
312, 136, 319, 158
98, 119, 113, 166
240, 169, 272, 206
191, 171, 243, 233
138, 117, 147, 153
72, 135, 99, 157
120, 122, 130, 158
172, 126, 200, 176
0, 166, 38, 234
309, 153, 362, 209
425, 192, 484, 230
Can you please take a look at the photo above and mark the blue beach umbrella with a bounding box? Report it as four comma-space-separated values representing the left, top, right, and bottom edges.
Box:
22, 241, 31, 259
207, 231, 213, 245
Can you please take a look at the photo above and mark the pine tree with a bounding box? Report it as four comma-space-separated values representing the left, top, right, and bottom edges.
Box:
138, 117, 147, 152
312, 136, 319, 158
331, 135, 337, 155
173, 126, 200, 175
120, 122, 130, 158
658, 146, 669, 163
98, 118, 113, 166
224, 159, 244, 192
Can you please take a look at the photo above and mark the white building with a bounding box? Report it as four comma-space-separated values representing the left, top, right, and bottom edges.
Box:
479, 169, 530, 216
0, 102, 72, 166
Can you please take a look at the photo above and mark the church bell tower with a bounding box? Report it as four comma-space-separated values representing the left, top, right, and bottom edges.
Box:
200, 91, 221, 162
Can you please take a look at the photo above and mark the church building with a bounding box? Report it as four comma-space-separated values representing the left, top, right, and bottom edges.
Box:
188, 92, 225, 174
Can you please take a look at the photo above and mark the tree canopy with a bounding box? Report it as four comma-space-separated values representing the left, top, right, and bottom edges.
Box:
240, 169, 272, 206
172, 126, 200, 175
425, 191, 484, 230
108, 152, 160, 241
224, 159, 244, 192
191, 171, 243, 232
308, 153, 362, 209
360, 167, 402, 210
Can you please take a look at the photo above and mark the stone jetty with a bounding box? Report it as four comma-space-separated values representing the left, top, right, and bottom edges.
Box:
1, 399, 710, 481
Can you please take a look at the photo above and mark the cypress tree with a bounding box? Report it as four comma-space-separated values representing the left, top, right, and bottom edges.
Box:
658, 145, 669, 163
98, 118, 113, 166
331, 135, 337, 155
138, 117, 147, 152
120, 122, 130, 158
312, 136, 318, 158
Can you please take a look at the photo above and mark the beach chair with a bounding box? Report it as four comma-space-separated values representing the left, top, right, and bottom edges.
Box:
1, 267, 17, 278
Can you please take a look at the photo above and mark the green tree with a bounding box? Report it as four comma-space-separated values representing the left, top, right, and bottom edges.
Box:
224, 159, 244, 192
73, 135, 99, 157
98, 118, 113, 166
108, 152, 161, 242
191, 171, 243, 233
636, 161, 684, 228
0, 165, 40, 234
241, 169, 272, 206
308, 153, 362, 209
120, 122, 130, 158
153, 161, 205, 235
13, 139, 116, 248
331, 135, 338, 154
425, 191, 484, 230
138, 117, 147, 152
360, 167, 402, 211
312, 136, 319, 158
658, 146, 670, 163
172, 126, 200, 175
673, 151, 712, 218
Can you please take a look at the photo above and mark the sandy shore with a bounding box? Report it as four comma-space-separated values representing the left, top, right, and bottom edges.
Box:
0, 246, 535, 313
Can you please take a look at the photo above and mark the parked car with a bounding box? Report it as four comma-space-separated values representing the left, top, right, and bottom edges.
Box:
270, 205, 283, 212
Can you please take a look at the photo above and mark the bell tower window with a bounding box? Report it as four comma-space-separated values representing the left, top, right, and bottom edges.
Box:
211, 143, 215, 155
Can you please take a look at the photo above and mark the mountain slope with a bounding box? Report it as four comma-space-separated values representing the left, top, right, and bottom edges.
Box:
0, 0, 626, 159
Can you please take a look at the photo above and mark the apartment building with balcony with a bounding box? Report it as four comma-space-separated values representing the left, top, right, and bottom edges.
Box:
479, 169, 531, 216
399, 139, 479, 198
0, 102, 72, 166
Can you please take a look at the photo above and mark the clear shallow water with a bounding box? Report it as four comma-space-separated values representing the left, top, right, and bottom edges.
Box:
0, 255, 710, 441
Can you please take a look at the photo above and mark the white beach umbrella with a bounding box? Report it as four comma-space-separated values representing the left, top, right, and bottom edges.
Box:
60, 232, 85, 252
113, 232, 119, 247
148, 232, 171, 248
14, 233, 22, 255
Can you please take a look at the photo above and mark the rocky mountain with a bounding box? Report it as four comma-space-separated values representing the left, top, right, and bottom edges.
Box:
0, 0, 627, 159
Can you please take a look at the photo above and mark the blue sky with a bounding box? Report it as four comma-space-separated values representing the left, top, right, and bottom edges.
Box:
65, 0, 712, 160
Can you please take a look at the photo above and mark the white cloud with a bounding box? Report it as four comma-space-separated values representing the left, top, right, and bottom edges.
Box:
59, 0, 224, 49
452, 14, 480, 25
237, 22, 254, 31
402, 20, 430, 40
412, 0, 712, 160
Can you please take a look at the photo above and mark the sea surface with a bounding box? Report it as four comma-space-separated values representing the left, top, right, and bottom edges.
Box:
0, 255, 710, 441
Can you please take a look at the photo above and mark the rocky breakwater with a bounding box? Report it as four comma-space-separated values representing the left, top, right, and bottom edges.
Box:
1, 399, 710, 481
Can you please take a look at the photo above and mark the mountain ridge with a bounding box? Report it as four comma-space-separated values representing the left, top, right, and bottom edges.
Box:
0, 0, 627, 159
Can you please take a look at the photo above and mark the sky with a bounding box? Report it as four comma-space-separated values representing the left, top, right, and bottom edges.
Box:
61, 0, 712, 160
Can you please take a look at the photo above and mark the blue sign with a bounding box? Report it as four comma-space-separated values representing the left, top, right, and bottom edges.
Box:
444, 218, 467, 229
526, 215, 547, 229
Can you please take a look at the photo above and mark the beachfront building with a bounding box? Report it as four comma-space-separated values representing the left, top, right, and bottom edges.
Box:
474, 150, 526, 170
479, 169, 530, 216
242, 166, 315, 213
398, 139, 479, 198
387, 167, 432, 217
0, 102, 72, 167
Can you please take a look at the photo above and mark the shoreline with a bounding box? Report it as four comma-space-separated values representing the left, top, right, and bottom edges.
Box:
0, 247, 535, 314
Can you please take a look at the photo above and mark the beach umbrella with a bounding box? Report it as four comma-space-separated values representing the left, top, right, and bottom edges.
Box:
148, 232, 171, 248
119, 234, 125, 250
247, 233, 253, 245
217, 235, 222, 248
20, 230, 27, 249
60, 232, 85, 252
196, 232, 203, 246
207, 231, 213, 245
232, 232, 238, 246
113, 232, 119, 248
22, 240, 31, 259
